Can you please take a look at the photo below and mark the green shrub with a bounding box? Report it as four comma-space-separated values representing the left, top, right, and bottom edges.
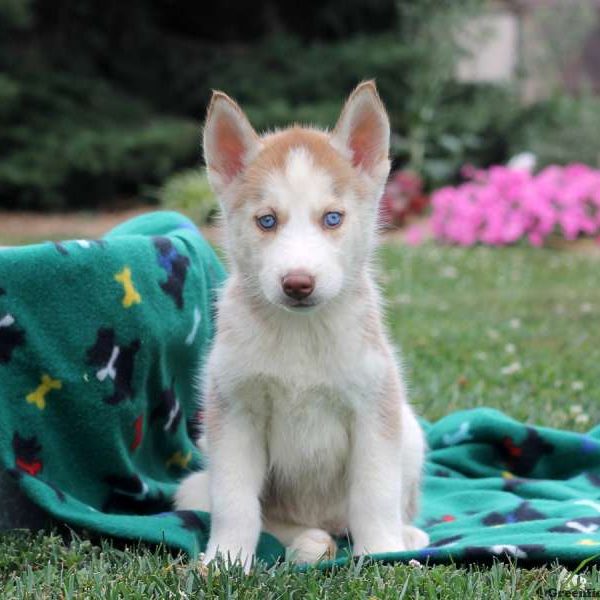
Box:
0, 0, 33, 30
156, 170, 219, 225
398, 83, 523, 187
509, 94, 600, 169
1, 1, 494, 208
0, 72, 199, 210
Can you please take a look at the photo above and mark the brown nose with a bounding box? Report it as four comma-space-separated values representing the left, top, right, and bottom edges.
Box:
282, 271, 315, 300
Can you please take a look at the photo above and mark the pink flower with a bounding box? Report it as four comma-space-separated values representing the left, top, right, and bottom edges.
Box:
404, 224, 427, 246
379, 170, 429, 227
429, 164, 600, 247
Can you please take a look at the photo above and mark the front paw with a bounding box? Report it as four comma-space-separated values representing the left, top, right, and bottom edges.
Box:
352, 535, 407, 556
402, 525, 429, 550
353, 525, 429, 556
203, 541, 255, 573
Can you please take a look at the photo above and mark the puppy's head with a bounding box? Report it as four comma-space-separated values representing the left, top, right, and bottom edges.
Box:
203, 81, 390, 312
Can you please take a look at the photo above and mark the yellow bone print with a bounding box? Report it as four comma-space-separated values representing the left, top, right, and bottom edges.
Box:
114, 267, 142, 308
166, 450, 192, 469
26, 374, 62, 410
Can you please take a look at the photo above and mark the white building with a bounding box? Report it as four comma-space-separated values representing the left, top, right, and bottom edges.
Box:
456, 0, 600, 100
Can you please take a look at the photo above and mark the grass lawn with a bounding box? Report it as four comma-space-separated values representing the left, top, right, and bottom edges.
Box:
1, 242, 600, 598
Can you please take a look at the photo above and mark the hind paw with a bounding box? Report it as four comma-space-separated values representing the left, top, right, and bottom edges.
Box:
286, 528, 337, 564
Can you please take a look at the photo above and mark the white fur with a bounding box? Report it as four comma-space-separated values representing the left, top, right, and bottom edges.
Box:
175, 83, 429, 570
256, 148, 348, 307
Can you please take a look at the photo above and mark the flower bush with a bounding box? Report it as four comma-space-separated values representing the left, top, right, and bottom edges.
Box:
430, 164, 600, 246
380, 170, 429, 228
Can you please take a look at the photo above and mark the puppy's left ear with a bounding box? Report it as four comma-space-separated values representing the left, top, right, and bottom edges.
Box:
331, 81, 390, 181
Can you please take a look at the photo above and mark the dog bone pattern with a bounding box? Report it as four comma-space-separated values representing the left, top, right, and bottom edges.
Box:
26, 374, 62, 410
114, 266, 142, 308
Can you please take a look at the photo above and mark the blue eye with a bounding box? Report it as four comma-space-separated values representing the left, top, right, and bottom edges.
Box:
323, 211, 343, 229
257, 214, 277, 230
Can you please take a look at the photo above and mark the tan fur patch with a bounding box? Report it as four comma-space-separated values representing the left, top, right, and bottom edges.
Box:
378, 370, 403, 441
239, 127, 359, 204
361, 282, 391, 355
204, 386, 223, 439
363, 306, 385, 351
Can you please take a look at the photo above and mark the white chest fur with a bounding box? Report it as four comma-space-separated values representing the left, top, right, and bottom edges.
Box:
260, 380, 353, 530
177, 280, 428, 562
211, 280, 388, 402
207, 284, 389, 529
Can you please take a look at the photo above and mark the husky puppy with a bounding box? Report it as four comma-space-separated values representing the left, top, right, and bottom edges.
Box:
175, 81, 429, 567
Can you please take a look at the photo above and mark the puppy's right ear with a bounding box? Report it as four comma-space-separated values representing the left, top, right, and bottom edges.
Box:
203, 91, 260, 194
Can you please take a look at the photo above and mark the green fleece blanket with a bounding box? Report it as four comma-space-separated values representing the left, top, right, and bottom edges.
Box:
1, 211, 600, 568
